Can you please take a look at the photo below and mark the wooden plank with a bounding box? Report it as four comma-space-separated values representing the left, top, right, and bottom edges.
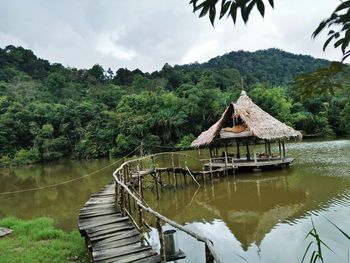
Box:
93, 243, 151, 261
79, 210, 117, 219
132, 255, 161, 263
87, 222, 132, 238
79, 181, 159, 263
89, 225, 135, 242
79, 216, 129, 231
95, 247, 156, 263
93, 229, 139, 246
93, 235, 140, 251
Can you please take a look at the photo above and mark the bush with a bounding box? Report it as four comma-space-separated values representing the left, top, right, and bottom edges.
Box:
13, 148, 40, 165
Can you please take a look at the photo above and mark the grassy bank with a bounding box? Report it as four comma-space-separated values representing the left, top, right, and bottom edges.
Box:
0, 217, 87, 263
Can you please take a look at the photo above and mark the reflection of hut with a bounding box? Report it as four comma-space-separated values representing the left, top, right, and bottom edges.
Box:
191, 91, 302, 171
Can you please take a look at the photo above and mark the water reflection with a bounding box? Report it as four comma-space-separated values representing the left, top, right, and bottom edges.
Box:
0, 140, 350, 262
144, 140, 350, 262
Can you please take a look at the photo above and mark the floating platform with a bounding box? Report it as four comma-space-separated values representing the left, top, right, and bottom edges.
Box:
204, 157, 294, 172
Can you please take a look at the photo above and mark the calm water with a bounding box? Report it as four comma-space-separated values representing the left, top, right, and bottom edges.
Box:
1, 140, 350, 262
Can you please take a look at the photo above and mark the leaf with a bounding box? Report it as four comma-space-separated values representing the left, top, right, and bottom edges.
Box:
268, 0, 274, 8
324, 217, 350, 240
199, 5, 210, 18
229, 3, 238, 23
241, 4, 248, 23
256, 0, 265, 16
220, 1, 231, 19
312, 21, 327, 38
323, 34, 335, 51
334, 38, 344, 48
209, 6, 216, 26
334, 1, 350, 13
301, 241, 313, 263
341, 28, 350, 53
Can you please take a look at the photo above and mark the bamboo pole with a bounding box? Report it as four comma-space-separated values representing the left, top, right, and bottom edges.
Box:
156, 218, 166, 263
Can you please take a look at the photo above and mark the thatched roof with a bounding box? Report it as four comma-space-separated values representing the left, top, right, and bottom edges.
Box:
191, 91, 302, 147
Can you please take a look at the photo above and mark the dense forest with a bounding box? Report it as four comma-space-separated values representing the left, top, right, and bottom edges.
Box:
0, 45, 349, 165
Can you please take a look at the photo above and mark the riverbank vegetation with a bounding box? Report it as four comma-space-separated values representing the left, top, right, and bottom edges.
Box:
0, 217, 86, 263
0, 45, 349, 166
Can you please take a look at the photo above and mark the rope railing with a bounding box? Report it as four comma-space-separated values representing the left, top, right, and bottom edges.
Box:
112, 151, 222, 263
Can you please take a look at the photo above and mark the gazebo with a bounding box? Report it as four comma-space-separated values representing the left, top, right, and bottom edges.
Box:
191, 91, 302, 172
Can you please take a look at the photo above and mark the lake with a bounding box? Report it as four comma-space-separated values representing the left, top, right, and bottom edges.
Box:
1, 139, 349, 262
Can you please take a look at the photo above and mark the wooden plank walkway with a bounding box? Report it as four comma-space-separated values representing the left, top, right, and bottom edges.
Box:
79, 182, 160, 263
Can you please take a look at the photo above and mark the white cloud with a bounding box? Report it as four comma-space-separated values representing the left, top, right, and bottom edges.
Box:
0, 0, 342, 72
96, 33, 136, 61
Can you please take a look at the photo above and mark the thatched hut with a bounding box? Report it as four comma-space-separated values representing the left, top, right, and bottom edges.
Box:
191, 91, 302, 171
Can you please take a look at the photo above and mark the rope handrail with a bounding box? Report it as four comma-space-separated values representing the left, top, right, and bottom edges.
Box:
112, 151, 222, 263
0, 145, 140, 195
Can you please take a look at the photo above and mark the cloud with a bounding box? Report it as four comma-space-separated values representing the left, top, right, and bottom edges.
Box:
0, 0, 342, 72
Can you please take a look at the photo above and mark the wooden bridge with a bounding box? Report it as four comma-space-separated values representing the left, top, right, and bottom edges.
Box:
79, 149, 291, 262
79, 152, 224, 262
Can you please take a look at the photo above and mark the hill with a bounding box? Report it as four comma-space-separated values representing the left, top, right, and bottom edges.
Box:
0, 45, 348, 165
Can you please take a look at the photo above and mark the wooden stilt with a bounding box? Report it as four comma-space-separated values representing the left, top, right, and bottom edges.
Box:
282, 140, 286, 160
246, 141, 250, 161
278, 140, 282, 159
236, 141, 240, 159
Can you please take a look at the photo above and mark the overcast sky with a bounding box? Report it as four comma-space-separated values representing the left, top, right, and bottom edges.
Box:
0, 0, 342, 72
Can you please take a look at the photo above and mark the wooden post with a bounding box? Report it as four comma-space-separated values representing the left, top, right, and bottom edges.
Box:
268, 141, 271, 157
282, 140, 286, 160
236, 141, 240, 159
246, 141, 250, 161
151, 156, 156, 171
137, 164, 141, 196
121, 187, 125, 216
209, 158, 213, 180
205, 243, 214, 263
138, 205, 145, 246
154, 173, 160, 200
156, 218, 166, 263
253, 140, 257, 163
264, 140, 268, 155
278, 140, 282, 160
127, 192, 131, 214
171, 154, 175, 171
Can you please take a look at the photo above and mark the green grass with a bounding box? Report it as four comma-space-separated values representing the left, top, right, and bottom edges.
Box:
0, 217, 87, 263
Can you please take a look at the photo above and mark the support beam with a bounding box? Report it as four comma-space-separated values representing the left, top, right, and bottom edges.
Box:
246, 142, 250, 161
236, 141, 240, 159
282, 140, 286, 160
278, 140, 282, 160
